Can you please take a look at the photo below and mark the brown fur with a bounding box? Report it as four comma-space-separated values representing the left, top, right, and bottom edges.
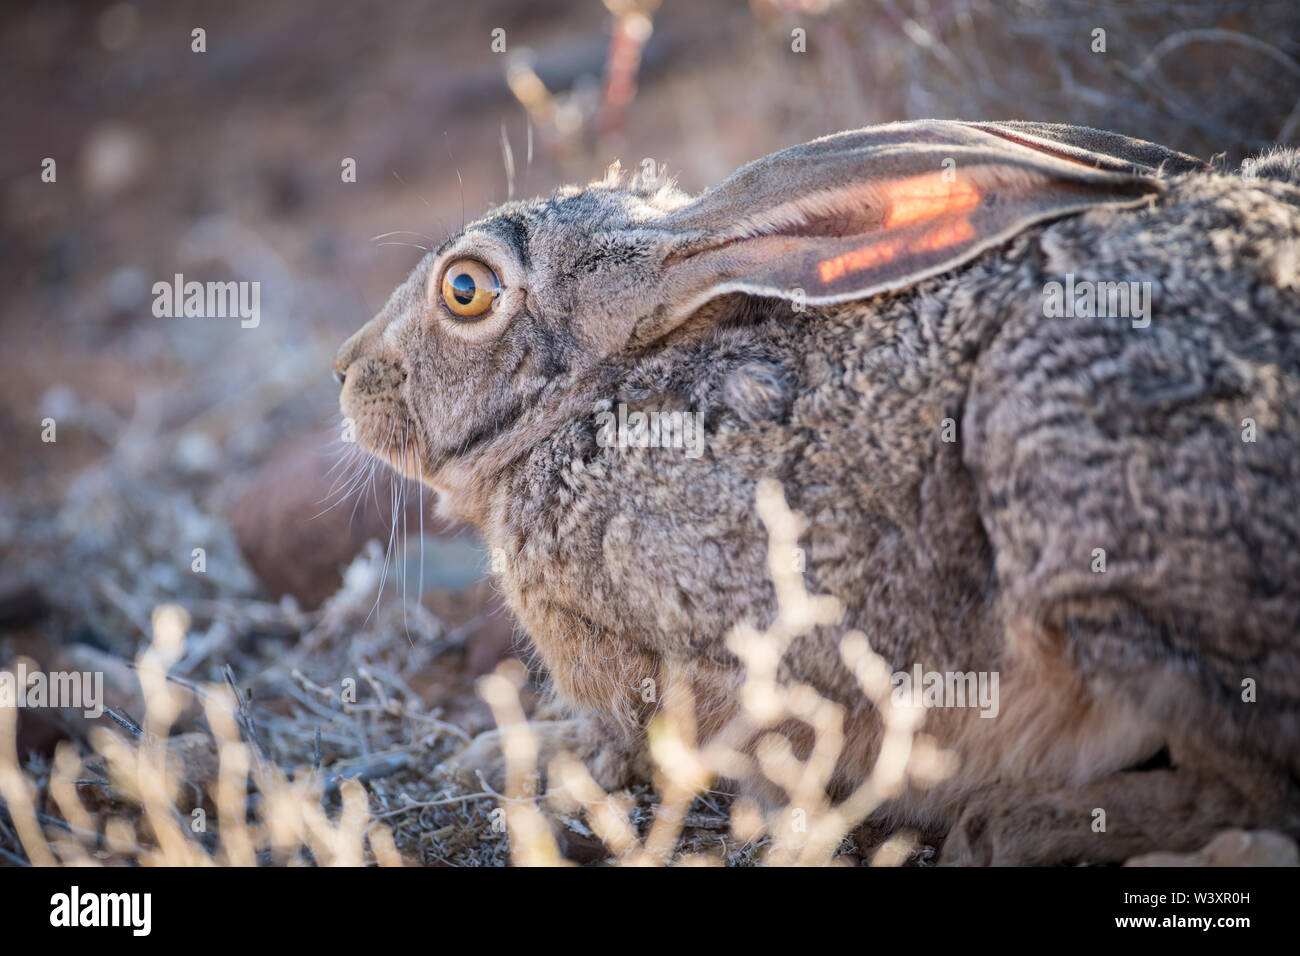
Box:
336, 121, 1300, 863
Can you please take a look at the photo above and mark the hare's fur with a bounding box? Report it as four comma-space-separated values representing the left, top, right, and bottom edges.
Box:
337, 123, 1300, 863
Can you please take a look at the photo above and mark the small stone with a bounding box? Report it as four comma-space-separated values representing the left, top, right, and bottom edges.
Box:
1125, 829, 1299, 867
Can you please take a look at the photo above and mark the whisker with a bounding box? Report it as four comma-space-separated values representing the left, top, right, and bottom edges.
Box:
322, 446, 354, 482
364, 448, 400, 629
370, 230, 436, 242
391, 170, 451, 239
501, 122, 516, 201
313, 436, 375, 520
401, 420, 412, 644
375, 241, 429, 252
348, 460, 374, 529
417, 445, 426, 633
443, 131, 466, 231
314, 461, 373, 519
313, 464, 368, 519
523, 118, 534, 197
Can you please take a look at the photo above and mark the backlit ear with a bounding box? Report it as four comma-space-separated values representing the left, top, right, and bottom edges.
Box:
636, 120, 1198, 346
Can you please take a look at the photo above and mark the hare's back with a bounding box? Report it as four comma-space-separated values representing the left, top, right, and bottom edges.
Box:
960, 170, 1300, 768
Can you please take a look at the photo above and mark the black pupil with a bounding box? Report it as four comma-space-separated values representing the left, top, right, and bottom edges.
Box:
449, 272, 477, 305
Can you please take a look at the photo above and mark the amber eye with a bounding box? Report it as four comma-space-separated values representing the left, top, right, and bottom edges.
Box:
438, 258, 501, 319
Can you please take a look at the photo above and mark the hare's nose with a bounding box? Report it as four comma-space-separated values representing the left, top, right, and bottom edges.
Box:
333, 332, 365, 385
335, 314, 392, 386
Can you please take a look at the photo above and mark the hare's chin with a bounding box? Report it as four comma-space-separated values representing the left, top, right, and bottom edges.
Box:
352, 432, 424, 483
376, 446, 425, 483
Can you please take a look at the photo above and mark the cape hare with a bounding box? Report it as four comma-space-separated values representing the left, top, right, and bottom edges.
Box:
336, 121, 1300, 864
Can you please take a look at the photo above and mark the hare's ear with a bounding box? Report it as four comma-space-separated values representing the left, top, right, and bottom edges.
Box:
964, 121, 1207, 176
640, 120, 1179, 344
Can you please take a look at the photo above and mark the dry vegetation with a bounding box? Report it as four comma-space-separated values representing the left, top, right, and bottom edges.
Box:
1, 483, 950, 866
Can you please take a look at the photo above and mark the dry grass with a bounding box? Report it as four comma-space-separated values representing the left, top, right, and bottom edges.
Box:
0, 481, 951, 867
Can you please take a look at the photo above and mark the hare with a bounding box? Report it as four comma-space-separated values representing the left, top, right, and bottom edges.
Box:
335, 121, 1300, 865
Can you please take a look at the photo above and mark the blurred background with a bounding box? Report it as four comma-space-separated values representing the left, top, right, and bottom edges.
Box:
0, 0, 1297, 862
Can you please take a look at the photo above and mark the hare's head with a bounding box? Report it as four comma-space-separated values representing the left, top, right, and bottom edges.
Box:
333, 171, 692, 488
335, 121, 1194, 507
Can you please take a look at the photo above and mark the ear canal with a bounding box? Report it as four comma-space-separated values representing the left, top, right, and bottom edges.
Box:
638, 120, 1197, 346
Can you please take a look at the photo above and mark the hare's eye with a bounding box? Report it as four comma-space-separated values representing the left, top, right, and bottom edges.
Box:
439, 258, 501, 319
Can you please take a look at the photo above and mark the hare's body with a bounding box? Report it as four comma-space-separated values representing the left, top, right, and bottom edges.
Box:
338, 122, 1300, 863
